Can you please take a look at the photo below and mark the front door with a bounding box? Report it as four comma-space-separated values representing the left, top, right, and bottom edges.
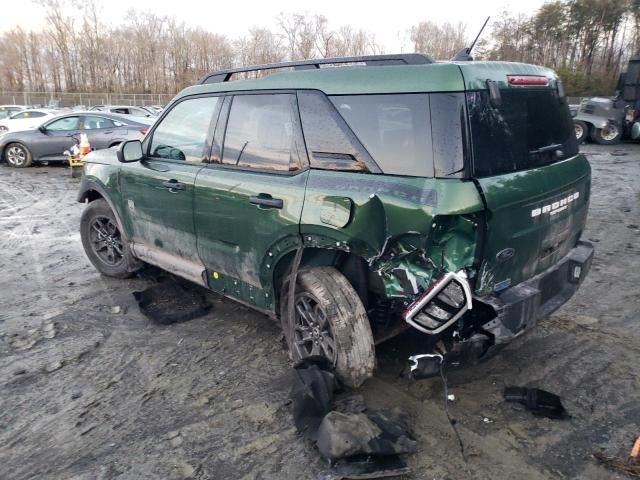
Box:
119, 95, 221, 285
37, 115, 81, 161
194, 93, 309, 301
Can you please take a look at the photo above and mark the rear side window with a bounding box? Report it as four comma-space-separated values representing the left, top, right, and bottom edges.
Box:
82, 116, 115, 130
298, 91, 377, 172
13, 111, 45, 119
467, 89, 578, 177
150, 96, 219, 162
221, 94, 304, 172
430, 94, 466, 177
329, 94, 432, 177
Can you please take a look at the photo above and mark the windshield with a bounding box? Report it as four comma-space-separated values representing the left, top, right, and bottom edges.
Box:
467, 89, 578, 177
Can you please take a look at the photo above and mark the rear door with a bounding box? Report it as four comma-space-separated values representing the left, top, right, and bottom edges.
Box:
193, 93, 309, 293
467, 86, 591, 295
119, 95, 221, 285
81, 115, 118, 149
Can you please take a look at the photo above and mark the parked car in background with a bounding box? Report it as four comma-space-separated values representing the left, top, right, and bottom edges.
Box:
0, 112, 151, 167
145, 105, 165, 114
0, 105, 26, 120
89, 105, 157, 118
0, 109, 59, 134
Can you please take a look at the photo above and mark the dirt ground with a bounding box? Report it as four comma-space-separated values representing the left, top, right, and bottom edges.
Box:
1, 143, 639, 480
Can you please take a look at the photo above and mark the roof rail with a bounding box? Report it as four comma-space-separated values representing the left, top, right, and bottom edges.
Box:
197, 53, 434, 84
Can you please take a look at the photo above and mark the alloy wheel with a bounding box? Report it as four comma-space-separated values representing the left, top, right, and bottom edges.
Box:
6, 145, 26, 166
89, 216, 124, 266
292, 292, 337, 365
574, 123, 583, 139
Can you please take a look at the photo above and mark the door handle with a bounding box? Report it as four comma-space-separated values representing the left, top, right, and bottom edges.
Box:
162, 179, 186, 191
249, 194, 283, 209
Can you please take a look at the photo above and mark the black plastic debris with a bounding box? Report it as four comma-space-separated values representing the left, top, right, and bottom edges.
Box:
318, 455, 410, 480
290, 358, 416, 478
503, 386, 569, 419
291, 356, 336, 440
408, 353, 443, 379
133, 279, 212, 325
317, 409, 417, 460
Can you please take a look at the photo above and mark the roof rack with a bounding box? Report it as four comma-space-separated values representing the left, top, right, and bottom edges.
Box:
197, 53, 434, 84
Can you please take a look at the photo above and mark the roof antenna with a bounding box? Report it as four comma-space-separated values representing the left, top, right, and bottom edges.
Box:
451, 16, 490, 62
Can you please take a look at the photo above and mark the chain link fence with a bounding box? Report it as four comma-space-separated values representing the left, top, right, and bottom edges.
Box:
0, 91, 175, 108
0, 91, 588, 110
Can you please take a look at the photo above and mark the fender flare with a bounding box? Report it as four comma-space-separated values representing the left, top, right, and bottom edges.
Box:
77, 178, 131, 241
573, 113, 608, 130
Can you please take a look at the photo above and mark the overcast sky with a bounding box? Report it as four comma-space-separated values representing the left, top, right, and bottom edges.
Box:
0, 0, 548, 51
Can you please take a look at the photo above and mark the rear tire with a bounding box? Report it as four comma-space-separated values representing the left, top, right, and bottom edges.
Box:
590, 123, 621, 145
573, 120, 589, 144
280, 266, 375, 388
5, 143, 32, 168
80, 199, 141, 278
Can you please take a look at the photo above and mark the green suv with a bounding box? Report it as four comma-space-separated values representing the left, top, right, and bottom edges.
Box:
78, 54, 594, 387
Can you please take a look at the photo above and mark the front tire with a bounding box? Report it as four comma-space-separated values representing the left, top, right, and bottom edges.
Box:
280, 266, 375, 388
590, 123, 622, 145
573, 120, 589, 143
5, 143, 32, 167
80, 199, 140, 278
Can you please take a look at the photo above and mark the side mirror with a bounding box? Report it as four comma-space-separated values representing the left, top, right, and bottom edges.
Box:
117, 140, 143, 163
38, 125, 47, 133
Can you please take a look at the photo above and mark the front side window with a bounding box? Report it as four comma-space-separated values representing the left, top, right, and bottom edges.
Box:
330, 94, 432, 177
82, 116, 116, 130
467, 89, 578, 177
221, 94, 303, 172
150, 96, 219, 162
47, 117, 80, 131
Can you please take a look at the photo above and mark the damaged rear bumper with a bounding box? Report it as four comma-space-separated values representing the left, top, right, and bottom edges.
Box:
478, 240, 594, 346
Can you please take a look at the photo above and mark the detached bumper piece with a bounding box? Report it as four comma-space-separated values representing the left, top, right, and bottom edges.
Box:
403, 271, 473, 334
480, 240, 594, 344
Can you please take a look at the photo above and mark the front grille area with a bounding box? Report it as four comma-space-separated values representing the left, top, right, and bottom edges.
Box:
404, 271, 472, 334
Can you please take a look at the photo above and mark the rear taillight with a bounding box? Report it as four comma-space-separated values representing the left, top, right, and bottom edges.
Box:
140, 127, 149, 135
403, 271, 472, 335
507, 75, 549, 86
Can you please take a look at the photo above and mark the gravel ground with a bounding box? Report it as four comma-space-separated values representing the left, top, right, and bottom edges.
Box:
1, 143, 639, 480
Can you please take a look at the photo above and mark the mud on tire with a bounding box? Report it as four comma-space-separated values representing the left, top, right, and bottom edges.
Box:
280, 266, 375, 388
80, 199, 141, 278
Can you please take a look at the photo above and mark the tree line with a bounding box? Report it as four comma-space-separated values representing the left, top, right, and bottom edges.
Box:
0, 0, 638, 97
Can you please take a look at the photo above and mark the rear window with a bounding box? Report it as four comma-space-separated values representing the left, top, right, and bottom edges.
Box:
467, 89, 578, 177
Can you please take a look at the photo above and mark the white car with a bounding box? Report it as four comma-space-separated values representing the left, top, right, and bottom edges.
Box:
0, 109, 58, 134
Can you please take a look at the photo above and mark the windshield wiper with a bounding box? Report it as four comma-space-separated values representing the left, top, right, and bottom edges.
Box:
529, 143, 563, 155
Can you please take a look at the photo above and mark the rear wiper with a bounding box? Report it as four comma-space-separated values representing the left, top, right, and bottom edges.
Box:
529, 143, 563, 155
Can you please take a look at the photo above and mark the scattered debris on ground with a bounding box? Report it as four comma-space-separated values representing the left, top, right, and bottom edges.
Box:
2, 143, 640, 478
291, 357, 416, 479
503, 386, 569, 420
133, 277, 212, 324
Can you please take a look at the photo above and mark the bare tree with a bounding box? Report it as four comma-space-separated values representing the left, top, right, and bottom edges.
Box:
410, 21, 467, 60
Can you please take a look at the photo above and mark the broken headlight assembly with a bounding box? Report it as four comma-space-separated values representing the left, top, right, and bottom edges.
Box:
403, 271, 472, 334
